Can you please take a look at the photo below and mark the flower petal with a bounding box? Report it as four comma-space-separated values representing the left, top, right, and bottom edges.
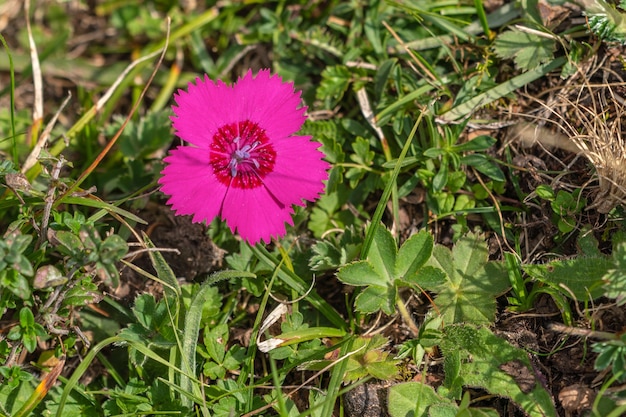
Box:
234, 70, 307, 140
159, 146, 227, 224
221, 185, 295, 245
261, 135, 330, 207
171, 76, 240, 148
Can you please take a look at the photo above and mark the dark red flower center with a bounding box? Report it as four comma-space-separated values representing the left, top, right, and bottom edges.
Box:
209, 120, 276, 189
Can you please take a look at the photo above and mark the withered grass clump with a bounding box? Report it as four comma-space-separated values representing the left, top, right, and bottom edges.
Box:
513, 57, 626, 213
566, 82, 626, 213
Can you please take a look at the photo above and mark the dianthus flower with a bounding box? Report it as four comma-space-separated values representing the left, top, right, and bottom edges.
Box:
159, 69, 329, 244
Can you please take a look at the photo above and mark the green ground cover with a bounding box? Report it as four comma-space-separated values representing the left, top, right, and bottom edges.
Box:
1, 0, 626, 416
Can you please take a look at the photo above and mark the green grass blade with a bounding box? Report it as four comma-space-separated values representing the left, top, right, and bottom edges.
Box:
55, 336, 121, 417
179, 270, 256, 409
143, 232, 181, 299
360, 113, 423, 258
250, 244, 347, 330
400, 3, 521, 51
474, 0, 491, 37
440, 56, 567, 121
319, 337, 355, 417
376, 84, 434, 126
0, 34, 17, 164
61, 195, 147, 224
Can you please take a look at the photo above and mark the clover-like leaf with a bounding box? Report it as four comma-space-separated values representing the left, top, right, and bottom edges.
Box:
337, 227, 436, 315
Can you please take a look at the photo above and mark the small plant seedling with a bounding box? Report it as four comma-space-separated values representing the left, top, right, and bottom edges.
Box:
337, 226, 443, 317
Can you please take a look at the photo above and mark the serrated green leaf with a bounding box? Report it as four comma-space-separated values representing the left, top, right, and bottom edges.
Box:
355, 285, 395, 314
317, 65, 351, 106
366, 359, 400, 380
108, 111, 171, 160
204, 323, 228, 363
400, 265, 447, 290
427, 233, 510, 324
350, 136, 375, 166
337, 261, 384, 286
605, 242, 626, 304
493, 29, 556, 71
440, 325, 556, 417
388, 382, 456, 417
396, 231, 433, 279
523, 256, 611, 300
317, 133, 344, 164
368, 226, 397, 282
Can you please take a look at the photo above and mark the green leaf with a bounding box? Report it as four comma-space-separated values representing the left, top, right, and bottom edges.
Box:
535, 184, 555, 200
427, 232, 510, 324
424, 147, 445, 158
453, 135, 497, 152
367, 226, 397, 282
395, 230, 433, 279
460, 154, 505, 181
440, 57, 567, 121
401, 265, 447, 290
388, 382, 456, 417
19, 307, 35, 328
60, 196, 147, 224
440, 325, 557, 417
143, 232, 180, 298
107, 111, 172, 160
317, 65, 351, 106
337, 261, 383, 287
605, 242, 626, 304
586, 0, 626, 44
446, 171, 466, 193
338, 228, 439, 314
433, 163, 448, 192
54, 230, 83, 252
344, 334, 399, 383
350, 136, 375, 166
493, 29, 556, 71
523, 256, 611, 300
354, 285, 395, 314
204, 323, 228, 363
179, 270, 255, 408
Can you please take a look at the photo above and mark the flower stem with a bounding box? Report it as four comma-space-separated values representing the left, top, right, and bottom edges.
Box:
396, 296, 419, 338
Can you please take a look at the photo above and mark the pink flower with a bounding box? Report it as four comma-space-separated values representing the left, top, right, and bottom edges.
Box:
159, 69, 329, 245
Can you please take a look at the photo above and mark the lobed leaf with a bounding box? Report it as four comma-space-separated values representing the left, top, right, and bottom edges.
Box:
440, 325, 557, 417
427, 232, 510, 324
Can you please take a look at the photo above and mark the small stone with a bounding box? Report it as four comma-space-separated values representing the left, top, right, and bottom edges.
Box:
343, 383, 389, 417
558, 385, 595, 412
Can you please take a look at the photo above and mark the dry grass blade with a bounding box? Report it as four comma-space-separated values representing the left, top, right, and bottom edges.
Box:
569, 83, 626, 213
24, 0, 43, 140
512, 56, 626, 213
560, 84, 626, 213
